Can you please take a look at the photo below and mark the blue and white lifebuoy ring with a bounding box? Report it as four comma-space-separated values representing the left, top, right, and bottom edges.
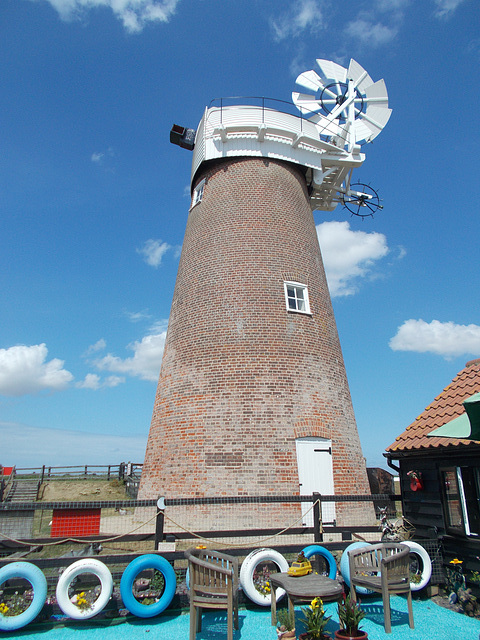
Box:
0, 562, 47, 631
56, 558, 113, 620
340, 542, 374, 594
301, 545, 337, 580
120, 555, 176, 618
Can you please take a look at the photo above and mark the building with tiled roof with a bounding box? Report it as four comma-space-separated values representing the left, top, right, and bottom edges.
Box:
385, 359, 480, 578
386, 358, 480, 456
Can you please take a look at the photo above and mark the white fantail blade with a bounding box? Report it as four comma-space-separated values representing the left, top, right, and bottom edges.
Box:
357, 106, 392, 141
347, 59, 372, 93
352, 119, 374, 144
295, 69, 324, 92
362, 105, 392, 130
363, 78, 389, 106
292, 92, 323, 114
315, 59, 347, 83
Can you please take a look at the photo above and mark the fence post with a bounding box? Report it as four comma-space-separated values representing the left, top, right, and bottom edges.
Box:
0, 479, 4, 502
41, 465, 45, 485
154, 497, 165, 549
313, 492, 323, 543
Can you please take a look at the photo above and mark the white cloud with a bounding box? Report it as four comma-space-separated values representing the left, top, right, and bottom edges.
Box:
76, 373, 125, 389
0, 422, 146, 467
137, 239, 172, 268
389, 319, 480, 358
271, 0, 325, 41
38, 0, 180, 33
94, 326, 167, 381
344, 18, 398, 46
85, 338, 107, 355
124, 309, 152, 323
0, 344, 73, 397
316, 221, 389, 296
433, 0, 467, 19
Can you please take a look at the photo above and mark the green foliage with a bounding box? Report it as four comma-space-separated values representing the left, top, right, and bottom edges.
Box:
277, 607, 296, 631
337, 593, 366, 635
0, 591, 30, 617
300, 597, 331, 639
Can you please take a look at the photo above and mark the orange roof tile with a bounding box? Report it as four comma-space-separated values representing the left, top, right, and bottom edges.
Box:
386, 358, 480, 454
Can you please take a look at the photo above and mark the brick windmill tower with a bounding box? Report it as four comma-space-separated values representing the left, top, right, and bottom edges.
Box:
139, 58, 391, 530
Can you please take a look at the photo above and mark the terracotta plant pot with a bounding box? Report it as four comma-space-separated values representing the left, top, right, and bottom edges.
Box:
334, 630, 368, 640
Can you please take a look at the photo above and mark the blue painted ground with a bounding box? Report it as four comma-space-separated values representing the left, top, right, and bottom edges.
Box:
2, 597, 480, 640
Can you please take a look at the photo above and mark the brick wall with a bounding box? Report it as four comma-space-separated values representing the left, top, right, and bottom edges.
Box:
140, 157, 372, 529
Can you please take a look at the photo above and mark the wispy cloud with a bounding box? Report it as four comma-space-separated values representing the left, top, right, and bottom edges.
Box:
0, 421, 146, 467
137, 239, 172, 268
389, 319, 480, 358
123, 309, 152, 323
344, 18, 398, 47
91, 147, 115, 172
271, 0, 325, 41
75, 373, 125, 389
344, 0, 408, 48
0, 344, 73, 397
37, 0, 181, 33
93, 322, 168, 382
433, 0, 468, 19
317, 221, 389, 297
84, 338, 107, 355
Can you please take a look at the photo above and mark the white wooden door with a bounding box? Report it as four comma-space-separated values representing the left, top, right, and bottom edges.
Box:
296, 437, 336, 526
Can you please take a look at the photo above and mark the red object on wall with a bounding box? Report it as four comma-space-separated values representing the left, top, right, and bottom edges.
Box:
51, 508, 101, 537
410, 477, 424, 491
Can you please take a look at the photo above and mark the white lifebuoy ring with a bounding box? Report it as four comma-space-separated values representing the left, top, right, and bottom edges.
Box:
240, 548, 289, 606
402, 541, 432, 591
55, 558, 113, 620
302, 545, 337, 579
340, 542, 374, 594
0, 562, 47, 631
120, 555, 176, 618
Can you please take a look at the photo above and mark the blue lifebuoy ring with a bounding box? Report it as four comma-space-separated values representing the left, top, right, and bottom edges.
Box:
340, 542, 374, 594
301, 545, 337, 580
0, 562, 47, 631
120, 555, 176, 618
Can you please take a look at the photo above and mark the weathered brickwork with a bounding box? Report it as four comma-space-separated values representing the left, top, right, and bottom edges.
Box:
139, 157, 372, 529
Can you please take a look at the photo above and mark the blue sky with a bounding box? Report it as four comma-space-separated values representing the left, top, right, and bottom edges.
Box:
1, 0, 480, 471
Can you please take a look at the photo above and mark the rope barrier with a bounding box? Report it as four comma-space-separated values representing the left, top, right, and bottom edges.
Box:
161, 500, 320, 548
0, 511, 159, 547
0, 501, 320, 550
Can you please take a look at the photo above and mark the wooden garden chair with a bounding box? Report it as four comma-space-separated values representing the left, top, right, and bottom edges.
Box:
348, 542, 414, 634
185, 547, 239, 640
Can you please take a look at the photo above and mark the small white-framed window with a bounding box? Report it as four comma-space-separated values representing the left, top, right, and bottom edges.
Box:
284, 281, 311, 314
190, 179, 205, 210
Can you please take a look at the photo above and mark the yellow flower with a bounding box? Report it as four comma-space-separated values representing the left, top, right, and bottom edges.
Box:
450, 559, 463, 564
0, 603, 9, 614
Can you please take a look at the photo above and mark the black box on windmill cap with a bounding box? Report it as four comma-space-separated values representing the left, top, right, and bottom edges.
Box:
170, 124, 196, 150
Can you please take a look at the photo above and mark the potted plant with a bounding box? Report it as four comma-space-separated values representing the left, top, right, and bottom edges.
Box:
276, 607, 296, 639
335, 593, 367, 640
298, 597, 332, 639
